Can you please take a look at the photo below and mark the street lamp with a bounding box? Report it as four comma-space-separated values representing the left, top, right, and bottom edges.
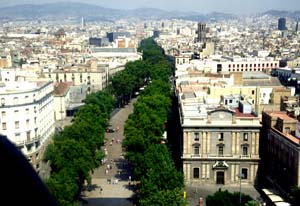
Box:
237, 173, 244, 206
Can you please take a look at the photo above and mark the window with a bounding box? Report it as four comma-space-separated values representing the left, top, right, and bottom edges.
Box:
285, 127, 290, 134
242, 146, 248, 156
241, 168, 248, 179
218, 133, 224, 141
252, 90, 255, 95
14, 110, 19, 116
193, 145, 200, 155
193, 168, 200, 178
1, 111, 6, 118
2, 122, 6, 130
26, 119, 30, 128
243, 133, 248, 141
1, 98, 5, 105
26, 108, 29, 114
218, 146, 224, 156
13, 97, 18, 104
27, 131, 31, 140
15, 121, 20, 129
194, 132, 199, 141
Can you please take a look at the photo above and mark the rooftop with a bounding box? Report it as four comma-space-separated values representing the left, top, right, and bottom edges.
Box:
53, 82, 72, 96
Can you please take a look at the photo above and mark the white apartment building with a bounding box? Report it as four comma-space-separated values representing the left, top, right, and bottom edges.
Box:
175, 55, 279, 73
0, 76, 55, 170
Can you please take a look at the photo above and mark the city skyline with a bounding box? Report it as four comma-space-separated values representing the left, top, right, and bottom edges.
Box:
0, 0, 300, 14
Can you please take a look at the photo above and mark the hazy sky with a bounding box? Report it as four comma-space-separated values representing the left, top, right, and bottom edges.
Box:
1, 0, 300, 14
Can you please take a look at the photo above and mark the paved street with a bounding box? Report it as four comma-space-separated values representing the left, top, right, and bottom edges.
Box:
83, 100, 137, 206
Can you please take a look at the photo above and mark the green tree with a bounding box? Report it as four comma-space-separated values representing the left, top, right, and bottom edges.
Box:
290, 186, 300, 206
46, 168, 79, 206
206, 189, 254, 206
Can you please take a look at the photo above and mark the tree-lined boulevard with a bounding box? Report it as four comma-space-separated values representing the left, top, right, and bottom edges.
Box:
43, 38, 185, 206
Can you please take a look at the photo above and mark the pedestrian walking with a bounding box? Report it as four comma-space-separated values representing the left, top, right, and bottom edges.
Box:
99, 187, 103, 194
105, 169, 108, 175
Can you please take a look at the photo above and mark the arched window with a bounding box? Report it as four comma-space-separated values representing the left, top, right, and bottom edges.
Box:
1, 98, 5, 106
13, 97, 18, 104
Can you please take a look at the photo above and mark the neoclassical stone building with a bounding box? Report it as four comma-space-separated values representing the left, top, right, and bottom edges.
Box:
179, 102, 261, 185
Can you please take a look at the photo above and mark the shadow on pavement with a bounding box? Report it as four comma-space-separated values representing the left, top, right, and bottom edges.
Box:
84, 184, 101, 192
83, 197, 134, 206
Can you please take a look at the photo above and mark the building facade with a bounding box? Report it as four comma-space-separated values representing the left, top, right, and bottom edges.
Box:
0, 79, 55, 170
180, 103, 261, 185
261, 111, 300, 196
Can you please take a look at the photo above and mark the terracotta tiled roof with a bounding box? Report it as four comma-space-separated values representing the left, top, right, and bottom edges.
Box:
53, 82, 70, 96
234, 108, 256, 117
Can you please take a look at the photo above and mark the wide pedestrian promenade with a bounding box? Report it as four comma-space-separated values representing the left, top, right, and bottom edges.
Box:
83, 99, 137, 206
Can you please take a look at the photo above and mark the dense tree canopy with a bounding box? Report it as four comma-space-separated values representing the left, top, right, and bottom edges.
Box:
44, 91, 115, 205
122, 38, 185, 205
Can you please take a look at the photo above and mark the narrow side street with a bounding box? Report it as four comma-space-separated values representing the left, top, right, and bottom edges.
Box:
83, 99, 137, 206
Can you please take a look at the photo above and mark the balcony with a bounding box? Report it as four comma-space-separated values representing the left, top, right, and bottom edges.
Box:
15, 136, 40, 146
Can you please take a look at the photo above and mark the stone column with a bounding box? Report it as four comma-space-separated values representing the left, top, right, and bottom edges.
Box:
207, 132, 211, 154
187, 163, 191, 181
202, 164, 205, 179
250, 164, 254, 182
206, 164, 210, 180
232, 132, 236, 154
183, 132, 188, 154
236, 133, 240, 154
231, 164, 235, 182
183, 163, 187, 181
187, 132, 191, 154
203, 132, 207, 155
251, 132, 256, 155
255, 132, 259, 155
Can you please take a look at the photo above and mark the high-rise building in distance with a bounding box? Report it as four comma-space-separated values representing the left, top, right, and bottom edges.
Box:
197, 22, 206, 43
278, 17, 287, 31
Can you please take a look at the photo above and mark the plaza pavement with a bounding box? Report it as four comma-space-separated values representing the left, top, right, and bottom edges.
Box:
185, 183, 262, 206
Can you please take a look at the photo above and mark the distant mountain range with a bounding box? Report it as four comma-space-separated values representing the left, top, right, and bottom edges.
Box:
0, 2, 299, 21
263, 10, 300, 20
0, 2, 196, 21
0, 2, 235, 21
